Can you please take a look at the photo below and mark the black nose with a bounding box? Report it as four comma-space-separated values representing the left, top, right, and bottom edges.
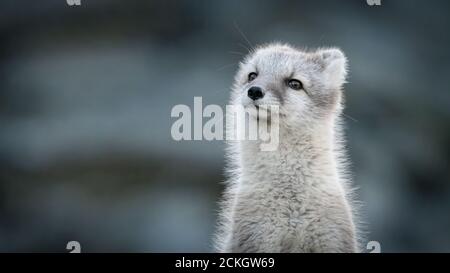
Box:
247, 86, 264, 101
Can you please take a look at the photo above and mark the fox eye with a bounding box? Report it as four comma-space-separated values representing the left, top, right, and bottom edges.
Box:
287, 79, 303, 90
248, 72, 258, 82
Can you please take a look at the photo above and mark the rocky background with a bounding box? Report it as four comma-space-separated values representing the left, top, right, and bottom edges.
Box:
0, 0, 449, 252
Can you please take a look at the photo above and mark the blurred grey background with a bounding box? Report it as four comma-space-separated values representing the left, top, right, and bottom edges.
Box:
0, 0, 449, 252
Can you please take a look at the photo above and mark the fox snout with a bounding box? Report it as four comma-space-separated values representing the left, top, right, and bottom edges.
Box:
247, 86, 264, 101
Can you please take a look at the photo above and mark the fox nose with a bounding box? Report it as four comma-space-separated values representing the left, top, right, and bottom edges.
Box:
247, 86, 264, 101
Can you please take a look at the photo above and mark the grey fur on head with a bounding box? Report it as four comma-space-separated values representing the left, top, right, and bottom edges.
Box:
214, 43, 362, 253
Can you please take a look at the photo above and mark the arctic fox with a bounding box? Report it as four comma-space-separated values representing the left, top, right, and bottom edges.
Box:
214, 43, 359, 253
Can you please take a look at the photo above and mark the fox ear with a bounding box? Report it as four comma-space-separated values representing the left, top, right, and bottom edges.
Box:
315, 48, 348, 88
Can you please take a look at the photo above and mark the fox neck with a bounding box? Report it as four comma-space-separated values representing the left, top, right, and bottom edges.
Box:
238, 116, 340, 187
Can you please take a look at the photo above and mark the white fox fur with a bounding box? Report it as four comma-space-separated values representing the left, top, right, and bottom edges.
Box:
214, 43, 360, 253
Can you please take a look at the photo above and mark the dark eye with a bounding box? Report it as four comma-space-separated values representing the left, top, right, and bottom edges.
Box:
287, 79, 303, 90
248, 72, 258, 82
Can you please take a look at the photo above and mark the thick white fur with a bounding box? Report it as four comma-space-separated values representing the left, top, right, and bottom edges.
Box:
214, 43, 361, 253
